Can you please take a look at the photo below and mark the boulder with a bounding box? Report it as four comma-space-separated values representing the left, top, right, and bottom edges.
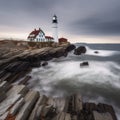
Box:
94, 51, 99, 54
74, 46, 86, 55
63, 52, 68, 57
80, 62, 89, 67
42, 61, 48, 66
66, 44, 76, 52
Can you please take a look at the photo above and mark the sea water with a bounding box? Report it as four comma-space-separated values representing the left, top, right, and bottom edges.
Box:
29, 43, 120, 119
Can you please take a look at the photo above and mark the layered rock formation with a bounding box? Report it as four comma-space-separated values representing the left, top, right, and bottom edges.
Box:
0, 81, 117, 120
0, 40, 118, 120
0, 41, 75, 84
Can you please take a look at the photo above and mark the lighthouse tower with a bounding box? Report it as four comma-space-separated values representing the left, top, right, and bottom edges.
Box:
52, 15, 58, 42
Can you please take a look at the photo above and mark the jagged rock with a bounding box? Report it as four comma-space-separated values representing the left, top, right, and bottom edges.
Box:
53, 112, 71, 120
80, 62, 89, 67
51, 47, 68, 58
19, 76, 31, 85
35, 105, 44, 119
15, 90, 39, 120
72, 115, 77, 120
10, 97, 25, 116
83, 102, 97, 112
65, 44, 76, 52
5, 61, 31, 73
42, 61, 48, 66
0, 111, 9, 120
0, 91, 6, 103
0, 81, 11, 92
93, 111, 113, 120
0, 85, 29, 117
74, 46, 86, 55
29, 95, 48, 120
53, 98, 69, 112
63, 52, 68, 57
97, 103, 117, 120
30, 61, 41, 67
0, 73, 12, 82
42, 105, 55, 117
68, 94, 82, 114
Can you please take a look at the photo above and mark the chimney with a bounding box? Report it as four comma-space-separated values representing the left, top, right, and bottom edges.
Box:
34, 28, 36, 31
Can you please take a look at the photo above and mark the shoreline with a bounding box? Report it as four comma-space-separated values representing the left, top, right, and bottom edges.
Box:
0, 40, 118, 120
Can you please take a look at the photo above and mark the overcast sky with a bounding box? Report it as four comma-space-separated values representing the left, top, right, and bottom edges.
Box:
0, 0, 120, 43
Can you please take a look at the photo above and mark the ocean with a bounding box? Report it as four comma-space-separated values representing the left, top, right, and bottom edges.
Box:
29, 43, 120, 119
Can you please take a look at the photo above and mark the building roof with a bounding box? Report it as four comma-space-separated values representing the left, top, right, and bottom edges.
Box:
59, 37, 68, 43
45, 36, 54, 39
27, 28, 45, 39
59, 37, 68, 40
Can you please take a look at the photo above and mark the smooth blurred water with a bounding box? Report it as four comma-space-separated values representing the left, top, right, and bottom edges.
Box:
29, 43, 120, 119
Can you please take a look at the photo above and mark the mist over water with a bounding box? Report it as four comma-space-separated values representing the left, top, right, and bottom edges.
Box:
29, 44, 120, 119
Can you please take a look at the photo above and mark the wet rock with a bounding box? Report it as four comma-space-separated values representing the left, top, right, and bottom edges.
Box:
80, 62, 89, 67
0, 111, 9, 120
0, 91, 6, 103
51, 47, 68, 58
66, 44, 76, 52
19, 76, 32, 85
0, 85, 29, 117
68, 94, 82, 114
83, 103, 98, 112
74, 46, 86, 55
10, 98, 25, 116
45, 106, 57, 119
0, 81, 11, 92
53, 112, 71, 120
16, 90, 39, 120
31, 61, 41, 67
97, 103, 117, 120
42, 61, 48, 66
93, 111, 113, 120
5, 61, 31, 73
94, 51, 99, 54
63, 52, 68, 57
72, 115, 77, 120
29, 95, 48, 120
39, 53, 53, 61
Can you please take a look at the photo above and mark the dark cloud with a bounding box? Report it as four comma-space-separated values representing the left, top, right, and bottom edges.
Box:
0, 0, 56, 28
66, 0, 120, 36
70, 15, 120, 36
0, 0, 120, 38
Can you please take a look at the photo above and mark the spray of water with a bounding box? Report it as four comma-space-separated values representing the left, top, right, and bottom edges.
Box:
29, 45, 120, 119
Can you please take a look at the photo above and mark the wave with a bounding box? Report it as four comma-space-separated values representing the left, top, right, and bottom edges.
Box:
28, 44, 120, 119
85, 46, 120, 57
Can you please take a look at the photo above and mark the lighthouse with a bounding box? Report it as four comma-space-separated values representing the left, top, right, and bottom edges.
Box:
52, 15, 58, 42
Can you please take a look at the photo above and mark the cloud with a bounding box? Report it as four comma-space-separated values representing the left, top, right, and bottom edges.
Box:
65, 0, 120, 36
70, 15, 120, 36
0, 0, 56, 27
0, 0, 120, 41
